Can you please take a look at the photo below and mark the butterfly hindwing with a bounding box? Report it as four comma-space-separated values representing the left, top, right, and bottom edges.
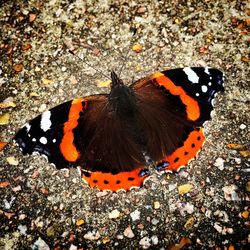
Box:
14, 95, 150, 191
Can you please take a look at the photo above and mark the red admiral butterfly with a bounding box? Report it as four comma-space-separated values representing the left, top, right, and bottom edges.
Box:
14, 67, 224, 191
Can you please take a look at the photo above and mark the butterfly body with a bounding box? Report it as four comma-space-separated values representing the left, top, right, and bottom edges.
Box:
14, 67, 224, 191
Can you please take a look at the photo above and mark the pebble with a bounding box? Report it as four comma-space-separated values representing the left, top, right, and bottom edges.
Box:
168, 183, 177, 191
12, 185, 22, 192
154, 201, 160, 209
6, 156, 19, 166
109, 209, 120, 219
214, 157, 225, 170
173, 41, 179, 46
234, 158, 241, 164
137, 6, 147, 14
178, 184, 193, 195
76, 219, 85, 226
96, 190, 108, 197
239, 124, 246, 130
151, 235, 159, 245
61, 66, 67, 72
139, 236, 151, 249
32, 237, 50, 250
19, 214, 26, 220
69, 244, 77, 250
177, 202, 194, 215
130, 209, 140, 221
4, 196, 15, 209
222, 184, 240, 201
151, 218, 159, 225
38, 104, 47, 113
83, 230, 101, 240
117, 234, 124, 240
123, 225, 135, 238
214, 222, 222, 233
46, 226, 55, 237
18, 224, 27, 235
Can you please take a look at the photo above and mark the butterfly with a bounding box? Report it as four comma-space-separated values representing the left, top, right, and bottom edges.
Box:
14, 67, 224, 191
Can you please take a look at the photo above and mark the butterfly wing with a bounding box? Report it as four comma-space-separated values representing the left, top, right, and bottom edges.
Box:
14, 98, 89, 168
14, 95, 149, 191
132, 67, 224, 171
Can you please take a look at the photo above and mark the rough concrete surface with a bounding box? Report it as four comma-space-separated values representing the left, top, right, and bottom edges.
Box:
0, 0, 249, 249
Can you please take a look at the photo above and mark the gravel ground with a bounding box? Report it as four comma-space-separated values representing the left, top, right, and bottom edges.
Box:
0, 0, 249, 249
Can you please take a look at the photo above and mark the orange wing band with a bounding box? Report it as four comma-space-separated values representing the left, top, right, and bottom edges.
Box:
60, 98, 86, 162
82, 167, 149, 192
164, 128, 205, 172
151, 72, 200, 121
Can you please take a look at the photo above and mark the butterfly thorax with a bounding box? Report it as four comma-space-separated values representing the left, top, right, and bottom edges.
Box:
109, 71, 137, 118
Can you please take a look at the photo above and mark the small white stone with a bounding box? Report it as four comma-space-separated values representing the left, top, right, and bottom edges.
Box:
239, 124, 246, 130
214, 222, 222, 233
234, 158, 241, 164
69, 244, 77, 250
139, 237, 151, 249
39, 137, 47, 144
19, 214, 26, 220
33, 237, 50, 250
151, 218, 159, 225
117, 234, 124, 240
222, 184, 240, 201
151, 235, 159, 245
38, 104, 47, 113
83, 230, 100, 240
214, 157, 225, 170
130, 209, 140, 221
18, 224, 27, 235
61, 66, 67, 72
12, 185, 22, 192
109, 209, 120, 219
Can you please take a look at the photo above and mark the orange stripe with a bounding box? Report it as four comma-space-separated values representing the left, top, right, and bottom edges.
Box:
151, 72, 200, 121
82, 167, 149, 191
164, 129, 205, 172
60, 98, 85, 162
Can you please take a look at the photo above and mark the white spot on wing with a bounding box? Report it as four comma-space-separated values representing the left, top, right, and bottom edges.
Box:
201, 85, 208, 93
40, 111, 52, 132
196, 93, 200, 97
39, 137, 47, 144
183, 67, 199, 83
24, 123, 31, 132
204, 67, 210, 75
211, 98, 215, 106
32, 138, 36, 142
52, 139, 56, 143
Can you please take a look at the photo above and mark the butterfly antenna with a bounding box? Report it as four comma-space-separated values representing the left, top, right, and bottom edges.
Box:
68, 50, 110, 79
118, 28, 137, 77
